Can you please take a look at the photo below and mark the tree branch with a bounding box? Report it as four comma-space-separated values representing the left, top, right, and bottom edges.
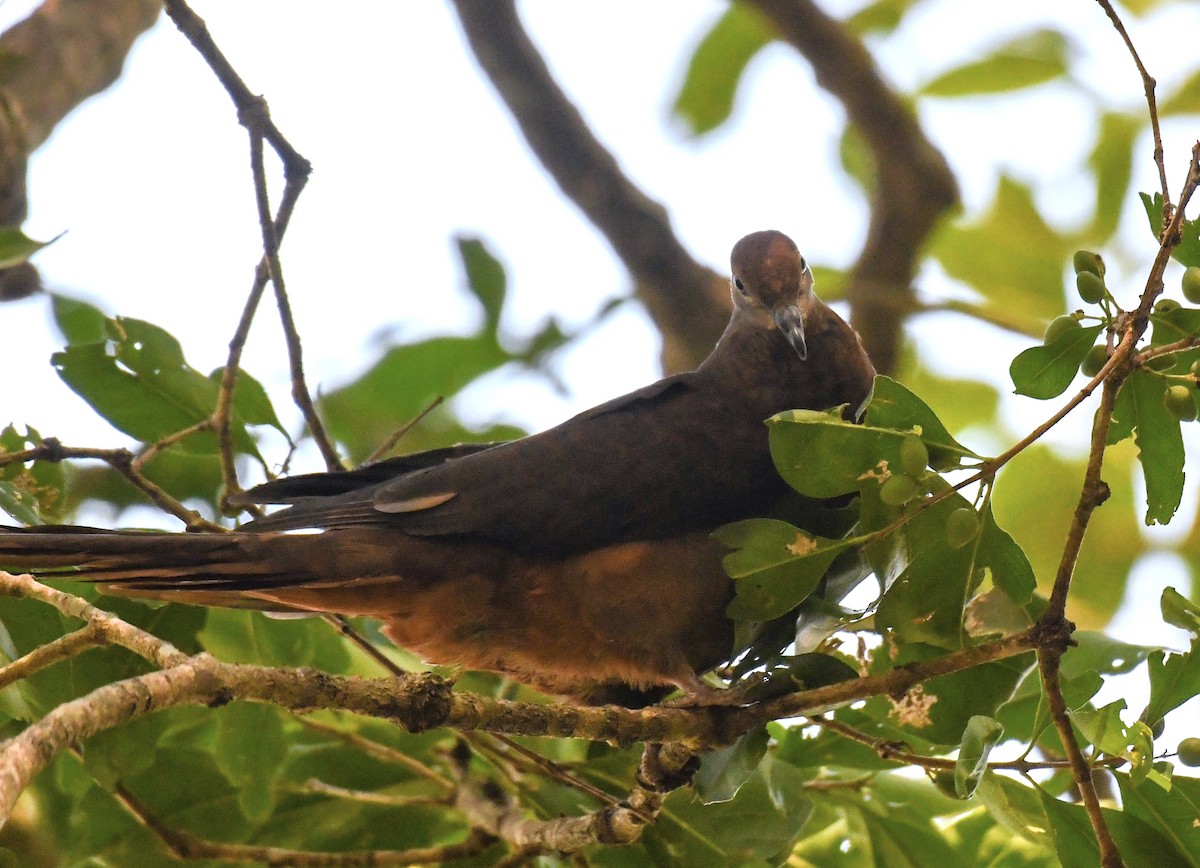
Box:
744, 0, 959, 375
0, 0, 161, 301
449, 0, 730, 373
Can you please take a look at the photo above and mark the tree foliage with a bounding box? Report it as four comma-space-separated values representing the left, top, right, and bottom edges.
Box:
1, 1, 1200, 866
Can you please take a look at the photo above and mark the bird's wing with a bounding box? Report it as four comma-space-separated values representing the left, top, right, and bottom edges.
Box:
245, 374, 703, 554
233, 443, 504, 503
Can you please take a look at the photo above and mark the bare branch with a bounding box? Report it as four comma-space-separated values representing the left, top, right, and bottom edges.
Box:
0, 1, 160, 301
1093, 0, 1170, 211
744, 0, 958, 376
450, 0, 729, 373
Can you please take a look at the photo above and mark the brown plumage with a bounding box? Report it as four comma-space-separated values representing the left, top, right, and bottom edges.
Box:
0, 230, 875, 703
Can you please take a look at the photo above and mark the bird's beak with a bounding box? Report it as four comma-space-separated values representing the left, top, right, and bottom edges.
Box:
773, 304, 807, 360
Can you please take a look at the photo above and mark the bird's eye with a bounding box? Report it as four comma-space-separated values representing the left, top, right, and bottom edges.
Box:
733, 277, 748, 295
799, 256, 808, 272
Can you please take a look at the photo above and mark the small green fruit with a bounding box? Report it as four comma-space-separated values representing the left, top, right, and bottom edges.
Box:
1072, 250, 1105, 278
1164, 385, 1197, 422
1150, 718, 1165, 740
899, 435, 929, 477
1156, 298, 1182, 315
1145, 353, 1178, 372
1177, 737, 1200, 767
945, 507, 980, 550
1191, 360, 1200, 378
880, 474, 920, 506
1044, 315, 1082, 345
1081, 344, 1109, 377
931, 770, 960, 799
1183, 266, 1200, 304
1076, 271, 1106, 304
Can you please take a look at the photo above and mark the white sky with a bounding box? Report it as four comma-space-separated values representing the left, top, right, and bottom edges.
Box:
4, 0, 1200, 742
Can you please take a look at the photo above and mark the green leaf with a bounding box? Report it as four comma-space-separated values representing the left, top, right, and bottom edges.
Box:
671, 3, 775, 136
932, 177, 1069, 321
693, 726, 769, 804
213, 702, 286, 822
976, 773, 1055, 852
1146, 641, 1200, 725
208, 368, 290, 440
1087, 112, 1140, 241
979, 500, 1036, 604
1162, 587, 1200, 636
52, 316, 263, 459
648, 754, 814, 864
0, 425, 65, 524
51, 294, 107, 345
1118, 773, 1200, 864
1162, 67, 1200, 116
1071, 700, 1129, 756
998, 669, 1102, 748
920, 30, 1069, 98
846, 0, 923, 36
745, 653, 859, 702
768, 410, 918, 499
860, 650, 1031, 746
864, 376, 982, 470
0, 227, 58, 268
455, 236, 506, 333
1141, 191, 1200, 267
1109, 370, 1185, 525
775, 709, 903, 772
992, 443, 1142, 626
954, 715, 1003, 798
318, 335, 519, 462
848, 799, 961, 865
714, 519, 850, 620
1039, 788, 1187, 868
875, 484, 979, 646
1009, 324, 1104, 399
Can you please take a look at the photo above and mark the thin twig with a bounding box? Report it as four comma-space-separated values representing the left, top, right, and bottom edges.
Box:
245, 113, 342, 472
0, 441, 222, 531
109, 773, 492, 866
295, 717, 455, 793
811, 715, 1126, 774
298, 778, 449, 808
917, 298, 1044, 339
0, 624, 104, 689
366, 396, 446, 463
1093, 0, 1171, 211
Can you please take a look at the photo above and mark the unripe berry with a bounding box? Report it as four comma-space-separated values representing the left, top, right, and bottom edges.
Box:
1164, 385, 1197, 422
945, 508, 980, 550
1044, 315, 1081, 345
899, 435, 929, 477
1182, 267, 1200, 304
1081, 345, 1109, 377
1076, 271, 1106, 304
1177, 737, 1200, 767
880, 474, 920, 506
1072, 250, 1105, 277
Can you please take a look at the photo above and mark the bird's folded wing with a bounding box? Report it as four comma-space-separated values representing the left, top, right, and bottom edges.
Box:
243, 374, 701, 555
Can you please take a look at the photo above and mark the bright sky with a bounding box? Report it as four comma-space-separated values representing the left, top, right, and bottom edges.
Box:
4, 0, 1200, 737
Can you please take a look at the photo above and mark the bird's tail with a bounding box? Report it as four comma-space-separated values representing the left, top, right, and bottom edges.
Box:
0, 526, 327, 611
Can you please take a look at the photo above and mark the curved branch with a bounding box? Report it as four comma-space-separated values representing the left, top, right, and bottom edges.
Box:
450, 0, 730, 373
0, 0, 161, 300
745, 0, 959, 375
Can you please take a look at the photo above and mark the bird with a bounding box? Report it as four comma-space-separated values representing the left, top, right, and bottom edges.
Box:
0, 230, 875, 704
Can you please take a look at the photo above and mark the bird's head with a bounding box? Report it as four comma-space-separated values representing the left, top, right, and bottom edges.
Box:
729, 230, 814, 360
